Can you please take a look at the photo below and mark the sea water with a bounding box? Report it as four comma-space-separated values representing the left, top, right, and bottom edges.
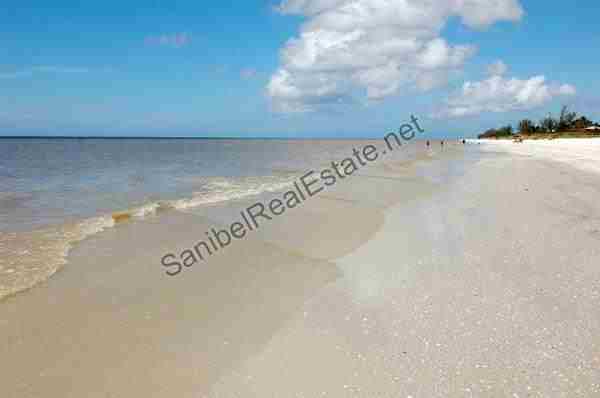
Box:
0, 138, 429, 299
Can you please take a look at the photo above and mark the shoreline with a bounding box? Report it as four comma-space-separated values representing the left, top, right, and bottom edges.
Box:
0, 138, 434, 301
2, 141, 600, 396
1, 141, 454, 397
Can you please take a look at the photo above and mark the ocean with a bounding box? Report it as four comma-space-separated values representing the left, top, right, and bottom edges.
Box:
0, 138, 430, 300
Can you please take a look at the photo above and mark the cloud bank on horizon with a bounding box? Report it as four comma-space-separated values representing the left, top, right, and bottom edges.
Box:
267, 0, 576, 118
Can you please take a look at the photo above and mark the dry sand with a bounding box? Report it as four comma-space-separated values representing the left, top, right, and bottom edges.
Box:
1, 141, 600, 397
476, 138, 600, 174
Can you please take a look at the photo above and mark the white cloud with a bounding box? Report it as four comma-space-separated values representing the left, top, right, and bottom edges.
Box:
436, 74, 576, 118
487, 60, 508, 76
268, 0, 524, 112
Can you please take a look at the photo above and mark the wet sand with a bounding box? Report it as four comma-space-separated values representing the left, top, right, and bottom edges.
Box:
2, 144, 600, 397
212, 152, 600, 397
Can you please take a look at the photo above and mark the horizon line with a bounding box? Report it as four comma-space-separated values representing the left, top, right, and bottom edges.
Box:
0, 135, 458, 140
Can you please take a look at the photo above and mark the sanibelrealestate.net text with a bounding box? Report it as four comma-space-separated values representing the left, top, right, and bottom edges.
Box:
161, 115, 425, 276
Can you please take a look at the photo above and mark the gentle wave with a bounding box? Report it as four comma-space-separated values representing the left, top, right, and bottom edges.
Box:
0, 215, 115, 301
0, 174, 297, 300
171, 177, 296, 210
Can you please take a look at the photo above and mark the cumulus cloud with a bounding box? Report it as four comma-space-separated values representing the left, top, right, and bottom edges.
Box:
436, 74, 576, 118
486, 60, 508, 76
145, 33, 190, 48
268, 0, 524, 112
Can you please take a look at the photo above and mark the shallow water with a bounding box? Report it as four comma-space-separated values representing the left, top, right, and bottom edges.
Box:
0, 138, 437, 300
0, 137, 464, 398
0, 139, 375, 232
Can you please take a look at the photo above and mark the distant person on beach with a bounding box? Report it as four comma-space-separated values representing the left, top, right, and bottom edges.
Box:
462, 139, 466, 144
441, 140, 444, 148
426, 140, 430, 148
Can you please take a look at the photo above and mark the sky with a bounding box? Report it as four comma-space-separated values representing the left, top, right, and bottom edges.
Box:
1, 0, 599, 138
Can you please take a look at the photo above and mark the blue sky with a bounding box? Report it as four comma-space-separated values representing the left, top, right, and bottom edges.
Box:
1, 0, 599, 138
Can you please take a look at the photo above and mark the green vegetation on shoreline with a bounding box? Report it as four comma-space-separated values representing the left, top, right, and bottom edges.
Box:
478, 106, 600, 140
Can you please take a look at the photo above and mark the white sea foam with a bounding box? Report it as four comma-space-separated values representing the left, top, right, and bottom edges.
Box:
171, 177, 297, 210
0, 174, 297, 300
0, 215, 115, 300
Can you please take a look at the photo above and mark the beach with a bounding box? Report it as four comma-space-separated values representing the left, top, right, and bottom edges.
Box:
1, 139, 600, 397
476, 138, 600, 174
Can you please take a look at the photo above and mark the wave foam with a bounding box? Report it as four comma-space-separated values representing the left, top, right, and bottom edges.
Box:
0, 174, 297, 300
0, 215, 115, 301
